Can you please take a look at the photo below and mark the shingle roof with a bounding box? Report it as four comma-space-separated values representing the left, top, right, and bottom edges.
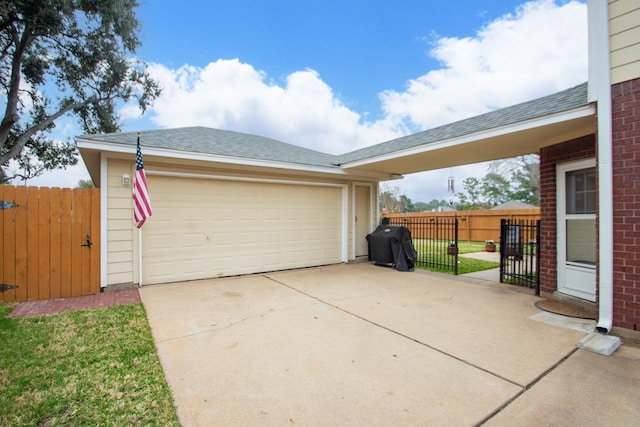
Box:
336, 82, 589, 164
490, 200, 539, 210
78, 82, 590, 169
78, 126, 341, 168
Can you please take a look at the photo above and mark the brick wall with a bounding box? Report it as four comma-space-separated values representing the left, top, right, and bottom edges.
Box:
611, 78, 640, 331
539, 135, 596, 296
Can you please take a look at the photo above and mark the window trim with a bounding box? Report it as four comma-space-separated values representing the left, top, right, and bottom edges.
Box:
557, 158, 597, 269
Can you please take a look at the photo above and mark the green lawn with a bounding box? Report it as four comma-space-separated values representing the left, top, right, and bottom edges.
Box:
455, 256, 500, 274
0, 303, 180, 426
413, 239, 500, 275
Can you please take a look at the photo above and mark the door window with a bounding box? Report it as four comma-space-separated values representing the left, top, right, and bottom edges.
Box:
566, 168, 596, 214
565, 167, 596, 267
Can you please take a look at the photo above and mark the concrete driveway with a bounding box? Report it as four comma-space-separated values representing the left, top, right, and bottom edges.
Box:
140, 263, 640, 426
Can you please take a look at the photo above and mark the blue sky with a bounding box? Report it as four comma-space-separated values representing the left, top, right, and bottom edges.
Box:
27, 0, 588, 203
135, 0, 526, 118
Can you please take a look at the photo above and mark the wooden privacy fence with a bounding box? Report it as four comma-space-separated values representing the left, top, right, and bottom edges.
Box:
384, 208, 540, 242
1, 186, 100, 303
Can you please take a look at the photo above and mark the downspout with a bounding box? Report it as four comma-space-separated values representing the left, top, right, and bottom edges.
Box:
588, 0, 613, 333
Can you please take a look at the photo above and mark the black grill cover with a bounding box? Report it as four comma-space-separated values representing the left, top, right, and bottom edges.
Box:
366, 225, 417, 272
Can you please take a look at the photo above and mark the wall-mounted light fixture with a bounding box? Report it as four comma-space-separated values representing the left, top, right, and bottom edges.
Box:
122, 173, 131, 185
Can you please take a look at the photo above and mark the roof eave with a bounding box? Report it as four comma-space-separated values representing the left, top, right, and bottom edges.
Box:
340, 104, 596, 175
76, 138, 391, 183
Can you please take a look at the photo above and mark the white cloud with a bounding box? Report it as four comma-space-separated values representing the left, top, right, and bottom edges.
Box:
145, 59, 402, 154
49, 0, 586, 204
382, 0, 587, 203
13, 161, 91, 188
380, 0, 588, 130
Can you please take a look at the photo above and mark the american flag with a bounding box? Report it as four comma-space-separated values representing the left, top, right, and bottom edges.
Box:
133, 134, 152, 228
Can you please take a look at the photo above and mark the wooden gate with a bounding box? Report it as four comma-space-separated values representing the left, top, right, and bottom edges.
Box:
1, 186, 100, 303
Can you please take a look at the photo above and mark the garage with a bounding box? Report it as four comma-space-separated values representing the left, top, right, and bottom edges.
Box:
142, 174, 344, 284
77, 126, 378, 288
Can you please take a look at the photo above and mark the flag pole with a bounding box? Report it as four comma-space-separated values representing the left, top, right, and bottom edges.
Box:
138, 226, 143, 288
138, 130, 143, 288
133, 130, 152, 287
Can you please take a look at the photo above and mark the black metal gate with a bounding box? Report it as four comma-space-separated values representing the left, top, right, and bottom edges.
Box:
387, 216, 459, 274
499, 219, 540, 294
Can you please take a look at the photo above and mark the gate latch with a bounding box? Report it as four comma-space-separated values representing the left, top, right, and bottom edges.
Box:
81, 234, 92, 248
0, 284, 18, 292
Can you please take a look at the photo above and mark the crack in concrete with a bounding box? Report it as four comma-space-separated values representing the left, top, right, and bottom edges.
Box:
156, 300, 318, 343
264, 274, 582, 426
265, 275, 525, 389
476, 348, 578, 426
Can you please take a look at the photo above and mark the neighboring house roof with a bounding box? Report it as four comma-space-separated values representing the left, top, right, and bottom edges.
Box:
490, 200, 539, 210
338, 83, 589, 164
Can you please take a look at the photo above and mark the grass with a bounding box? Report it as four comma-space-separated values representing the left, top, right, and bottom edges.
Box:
456, 240, 490, 254
503, 271, 538, 287
0, 303, 180, 426
456, 257, 500, 274
413, 239, 500, 275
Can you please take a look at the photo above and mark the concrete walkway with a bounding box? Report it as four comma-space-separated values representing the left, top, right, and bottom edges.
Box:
459, 251, 502, 282
140, 263, 640, 426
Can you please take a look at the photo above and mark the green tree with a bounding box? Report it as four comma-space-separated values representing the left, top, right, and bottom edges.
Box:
0, 0, 161, 182
456, 177, 484, 210
399, 194, 415, 212
77, 179, 94, 188
414, 199, 451, 212
454, 156, 540, 209
379, 183, 419, 213
481, 172, 512, 207
413, 201, 430, 212
489, 155, 539, 205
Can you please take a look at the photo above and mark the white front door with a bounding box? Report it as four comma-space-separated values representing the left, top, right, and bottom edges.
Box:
556, 159, 597, 301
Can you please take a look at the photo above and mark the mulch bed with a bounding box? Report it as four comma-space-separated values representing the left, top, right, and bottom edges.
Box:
535, 299, 596, 320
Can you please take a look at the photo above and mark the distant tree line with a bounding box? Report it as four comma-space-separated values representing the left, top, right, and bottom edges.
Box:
380, 155, 539, 212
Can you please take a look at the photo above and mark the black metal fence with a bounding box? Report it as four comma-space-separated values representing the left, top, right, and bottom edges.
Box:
499, 219, 541, 294
386, 216, 459, 274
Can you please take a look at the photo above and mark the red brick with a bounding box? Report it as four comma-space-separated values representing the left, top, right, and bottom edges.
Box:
611, 77, 640, 330
7, 289, 140, 318
624, 286, 640, 296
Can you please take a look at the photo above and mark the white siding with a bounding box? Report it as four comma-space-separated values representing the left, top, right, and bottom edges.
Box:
106, 159, 135, 285
609, 0, 640, 84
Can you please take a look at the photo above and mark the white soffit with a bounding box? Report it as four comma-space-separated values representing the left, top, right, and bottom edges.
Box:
341, 105, 596, 175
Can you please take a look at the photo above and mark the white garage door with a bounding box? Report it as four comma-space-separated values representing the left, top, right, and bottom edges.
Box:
142, 175, 343, 284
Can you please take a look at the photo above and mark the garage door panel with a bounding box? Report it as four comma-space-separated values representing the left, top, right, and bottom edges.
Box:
145, 261, 176, 279
149, 238, 178, 253
142, 176, 342, 284
264, 231, 280, 243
